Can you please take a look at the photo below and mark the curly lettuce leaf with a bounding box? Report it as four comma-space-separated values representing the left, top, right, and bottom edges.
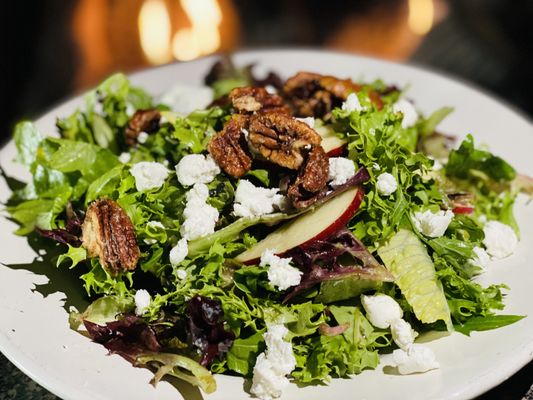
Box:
446, 134, 516, 183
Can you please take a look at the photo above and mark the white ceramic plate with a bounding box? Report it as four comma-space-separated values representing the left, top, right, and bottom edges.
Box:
1, 49, 532, 400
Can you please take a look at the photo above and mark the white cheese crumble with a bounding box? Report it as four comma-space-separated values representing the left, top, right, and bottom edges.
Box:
118, 152, 131, 164
393, 99, 419, 129
134, 289, 151, 316
361, 294, 403, 329
159, 84, 214, 115
341, 93, 363, 112
260, 249, 302, 291
251, 324, 296, 400
376, 172, 398, 196
176, 268, 187, 280
130, 162, 169, 192
169, 238, 188, 266
470, 246, 490, 270
180, 183, 219, 240
175, 154, 220, 187
392, 344, 440, 375
483, 221, 518, 259
412, 209, 454, 238
296, 117, 315, 129
363, 294, 439, 375
328, 157, 356, 186
390, 318, 418, 351
137, 131, 149, 144
233, 180, 288, 218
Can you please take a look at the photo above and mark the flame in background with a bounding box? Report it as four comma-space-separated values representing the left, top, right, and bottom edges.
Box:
138, 0, 223, 64
138, 0, 172, 64
408, 0, 434, 35
172, 0, 223, 61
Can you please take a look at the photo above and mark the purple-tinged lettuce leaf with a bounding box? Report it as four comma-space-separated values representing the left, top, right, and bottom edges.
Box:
84, 314, 161, 363
186, 295, 235, 367
284, 228, 393, 303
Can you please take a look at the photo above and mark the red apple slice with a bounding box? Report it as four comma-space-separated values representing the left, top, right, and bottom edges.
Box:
452, 205, 474, 215
234, 186, 364, 264
316, 125, 347, 156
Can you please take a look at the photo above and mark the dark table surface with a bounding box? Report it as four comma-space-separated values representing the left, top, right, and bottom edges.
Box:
1, 350, 533, 400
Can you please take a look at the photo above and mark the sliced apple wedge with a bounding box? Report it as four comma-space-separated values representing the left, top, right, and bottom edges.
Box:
315, 124, 347, 157
234, 186, 364, 264
321, 134, 347, 157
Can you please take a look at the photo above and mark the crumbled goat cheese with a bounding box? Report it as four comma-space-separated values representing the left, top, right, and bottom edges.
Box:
376, 172, 398, 196
169, 238, 188, 266
130, 162, 169, 192
159, 84, 214, 115
373, 163, 381, 171
134, 289, 151, 316
180, 183, 219, 240
393, 99, 419, 129
328, 157, 356, 186
242, 128, 249, 139
361, 294, 403, 329
176, 268, 187, 280
392, 344, 440, 375
296, 117, 315, 129
251, 324, 296, 400
341, 93, 363, 112
137, 131, 149, 144
412, 209, 454, 238
233, 180, 287, 218
483, 220, 518, 259
390, 318, 418, 351
175, 154, 220, 186
470, 246, 490, 270
251, 354, 289, 400
260, 249, 302, 291
144, 238, 157, 245
118, 152, 131, 164
363, 296, 439, 375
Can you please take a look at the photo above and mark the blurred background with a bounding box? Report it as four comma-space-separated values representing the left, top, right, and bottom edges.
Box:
1, 0, 532, 146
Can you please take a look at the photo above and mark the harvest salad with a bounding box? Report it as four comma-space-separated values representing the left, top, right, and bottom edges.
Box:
6, 59, 531, 399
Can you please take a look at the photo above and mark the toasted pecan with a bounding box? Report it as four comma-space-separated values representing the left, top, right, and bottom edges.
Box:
207, 114, 253, 178
288, 146, 330, 209
124, 109, 161, 146
248, 112, 321, 170
229, 86, 291, 115
82, 199, 140, 274
283, 71, 383, 118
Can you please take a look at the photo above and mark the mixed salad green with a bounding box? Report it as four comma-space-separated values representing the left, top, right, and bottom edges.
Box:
5, 60, 529, 398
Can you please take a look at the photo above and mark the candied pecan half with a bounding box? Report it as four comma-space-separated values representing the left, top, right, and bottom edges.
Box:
82, 199, 140, 274
248, 112, 322, 170
318, 75, 362, 99
283, 72, 383, 118
207, 114, 252, 178
124, 109, 161, 146
229, 86, 291, 115
288, 146, 330, 209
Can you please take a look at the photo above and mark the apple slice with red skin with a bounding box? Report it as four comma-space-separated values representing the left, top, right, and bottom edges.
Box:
317, 126, 347, 157
234, 186, 364, 264
452, 205, 474, 215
